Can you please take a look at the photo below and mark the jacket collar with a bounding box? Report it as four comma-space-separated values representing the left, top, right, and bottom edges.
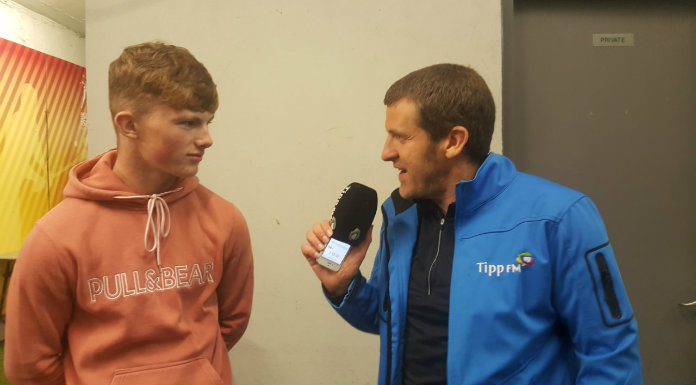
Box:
454, 153, 518, 214
389, 188, 415, 216
385, 152, 518, 218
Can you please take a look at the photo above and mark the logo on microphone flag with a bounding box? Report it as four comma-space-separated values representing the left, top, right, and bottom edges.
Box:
349, 228, 361, 241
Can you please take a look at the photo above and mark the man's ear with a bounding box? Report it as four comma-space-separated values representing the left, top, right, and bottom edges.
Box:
113, 111, 138, 139
444, 125, 469, 159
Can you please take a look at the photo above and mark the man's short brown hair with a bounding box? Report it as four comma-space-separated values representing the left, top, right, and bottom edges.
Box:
108, 42, 218, 117
384, 64, 495, 165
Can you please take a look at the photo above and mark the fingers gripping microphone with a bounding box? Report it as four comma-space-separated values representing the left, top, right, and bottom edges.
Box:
317, 182, 378, 271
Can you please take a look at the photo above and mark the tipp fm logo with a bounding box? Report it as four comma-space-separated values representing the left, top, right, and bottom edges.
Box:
477, 252, 535, 277
516, 252, 535, 266
349, 227, 361, 241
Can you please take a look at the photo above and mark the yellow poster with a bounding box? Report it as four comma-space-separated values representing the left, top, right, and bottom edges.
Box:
0, 38, 87, 303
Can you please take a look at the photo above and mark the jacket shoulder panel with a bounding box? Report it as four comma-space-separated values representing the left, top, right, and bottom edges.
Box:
459, 172, 588, 238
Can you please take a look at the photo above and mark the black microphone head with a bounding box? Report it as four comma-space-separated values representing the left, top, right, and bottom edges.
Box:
330, 182, 378, 246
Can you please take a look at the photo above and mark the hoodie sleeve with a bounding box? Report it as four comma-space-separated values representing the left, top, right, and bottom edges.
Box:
552, 197, 643, 384
217, 205, 253, 350
4, 224, 75, 385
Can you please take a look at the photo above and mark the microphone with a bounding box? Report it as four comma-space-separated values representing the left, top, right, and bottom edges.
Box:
318, 182, 378, 271
330, 182, 378, 245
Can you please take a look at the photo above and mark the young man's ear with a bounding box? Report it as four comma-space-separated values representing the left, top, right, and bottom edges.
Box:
444, 125, 469, 159
113, 111, 138, 139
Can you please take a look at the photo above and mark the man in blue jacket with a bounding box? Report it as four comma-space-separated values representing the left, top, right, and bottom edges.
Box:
301, 64, 642, 384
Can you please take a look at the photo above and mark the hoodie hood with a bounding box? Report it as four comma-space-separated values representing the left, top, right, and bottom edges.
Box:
64, 149, 199, 206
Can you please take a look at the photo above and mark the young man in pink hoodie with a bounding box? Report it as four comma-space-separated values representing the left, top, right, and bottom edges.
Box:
4, 42, 253, 385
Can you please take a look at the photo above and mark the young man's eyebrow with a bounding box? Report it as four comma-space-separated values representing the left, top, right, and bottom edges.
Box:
174, 115, 202, 123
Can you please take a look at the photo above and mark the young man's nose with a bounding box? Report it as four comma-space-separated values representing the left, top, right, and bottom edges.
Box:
197, 125, 213, 148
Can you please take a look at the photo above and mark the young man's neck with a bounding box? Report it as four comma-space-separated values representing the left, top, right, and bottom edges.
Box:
112, 150, 180, 195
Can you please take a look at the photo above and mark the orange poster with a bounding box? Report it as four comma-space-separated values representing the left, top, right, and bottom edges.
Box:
0, 37, 87, 258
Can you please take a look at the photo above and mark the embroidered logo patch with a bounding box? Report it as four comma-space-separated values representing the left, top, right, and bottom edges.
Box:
330, 216, 337, 230
516, 252, 535, 266
476, 252, 536, 277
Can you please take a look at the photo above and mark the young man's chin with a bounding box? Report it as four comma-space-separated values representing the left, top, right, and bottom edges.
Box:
176, 166, 200, 179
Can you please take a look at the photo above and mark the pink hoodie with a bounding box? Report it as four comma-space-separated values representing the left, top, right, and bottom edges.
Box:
4, 149, 253, 385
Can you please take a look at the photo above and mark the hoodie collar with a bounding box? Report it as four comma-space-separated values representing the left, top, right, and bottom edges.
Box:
63, 149, 199, 205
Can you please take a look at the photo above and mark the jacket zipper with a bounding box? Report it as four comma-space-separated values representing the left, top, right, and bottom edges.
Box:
427, 216, 446, 296
381, 206, 392, 385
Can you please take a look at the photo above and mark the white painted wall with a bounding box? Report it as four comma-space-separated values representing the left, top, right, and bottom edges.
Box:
85, 1, 502, 383
0, 0, 84, 66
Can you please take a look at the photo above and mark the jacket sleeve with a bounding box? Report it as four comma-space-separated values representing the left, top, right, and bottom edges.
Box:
323, 223, 387, 335
4, 225, 74, 385
552, 196, 643, 384
217, 206, 254, 350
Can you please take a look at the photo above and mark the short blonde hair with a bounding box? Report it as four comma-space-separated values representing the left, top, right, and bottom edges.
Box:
108, 42, 218, 117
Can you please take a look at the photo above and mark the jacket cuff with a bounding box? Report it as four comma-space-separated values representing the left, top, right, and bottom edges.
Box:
323, 272, 363, 308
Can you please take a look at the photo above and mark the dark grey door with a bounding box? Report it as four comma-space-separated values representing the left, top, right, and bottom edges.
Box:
503, 1, 696, 384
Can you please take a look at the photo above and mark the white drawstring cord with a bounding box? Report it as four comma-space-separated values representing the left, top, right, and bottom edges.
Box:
144, 194, 170, 266
113, 187, 182, 267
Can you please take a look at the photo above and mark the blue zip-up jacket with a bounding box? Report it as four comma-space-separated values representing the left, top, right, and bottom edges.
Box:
329, 153, 642, 385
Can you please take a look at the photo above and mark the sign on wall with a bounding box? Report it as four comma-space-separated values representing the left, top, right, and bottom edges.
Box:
0, 37, 87, 258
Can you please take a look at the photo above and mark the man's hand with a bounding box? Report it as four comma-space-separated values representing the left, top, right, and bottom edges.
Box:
301, 220, 373, 297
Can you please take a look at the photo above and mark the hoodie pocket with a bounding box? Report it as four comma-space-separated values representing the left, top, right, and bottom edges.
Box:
110, 357, 224, 385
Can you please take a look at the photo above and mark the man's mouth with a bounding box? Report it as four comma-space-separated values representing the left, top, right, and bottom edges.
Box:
396, 167, 406, 181
188, 153, 204, 162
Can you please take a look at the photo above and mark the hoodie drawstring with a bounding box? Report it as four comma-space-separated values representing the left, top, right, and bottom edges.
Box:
144, 194, 170, 266
113, 187, 182, 267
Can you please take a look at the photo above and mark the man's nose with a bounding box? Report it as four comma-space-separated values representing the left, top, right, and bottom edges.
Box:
381, 139, 396, 162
